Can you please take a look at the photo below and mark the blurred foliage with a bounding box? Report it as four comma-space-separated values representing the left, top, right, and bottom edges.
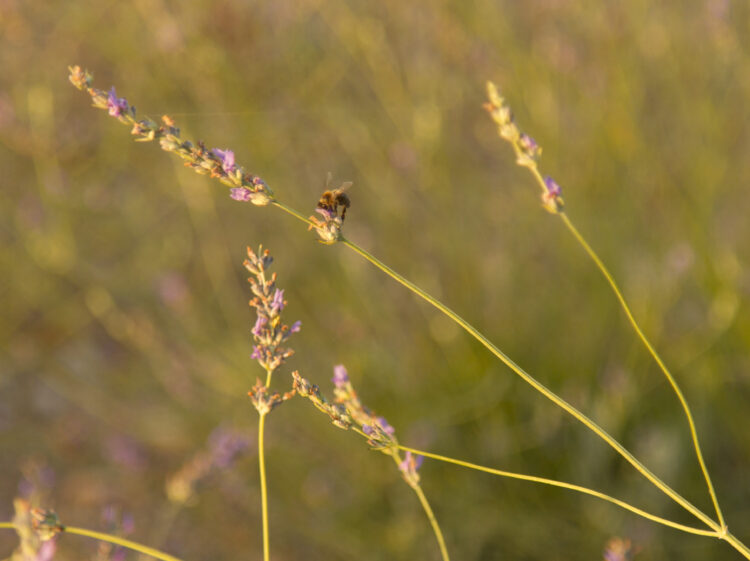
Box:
2, 0, 750, 559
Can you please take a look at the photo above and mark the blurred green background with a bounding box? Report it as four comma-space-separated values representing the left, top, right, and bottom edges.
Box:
2, 1, 750, 559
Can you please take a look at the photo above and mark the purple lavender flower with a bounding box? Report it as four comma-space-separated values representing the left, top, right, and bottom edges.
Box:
332, 364, 349, 387
377, 416, 395, 436
213, 148, 236, 174
544, 176, 562, 196
399, 451, 424, 474
230, 187, 253, 201
106, 87, 129, 117
250, 346, 263, 360
315, 206, 336, 220
251, 315, 267, 337
519, 133, 539, 155
270, 289, 285, 312
289, 320, 302, 333
362, 424, 375, 436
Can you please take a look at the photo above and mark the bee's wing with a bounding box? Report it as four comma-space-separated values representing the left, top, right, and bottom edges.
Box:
325, 171, 333, 188
339, 181, 353, 192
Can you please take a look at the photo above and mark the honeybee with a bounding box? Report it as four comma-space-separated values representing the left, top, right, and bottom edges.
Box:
317, 172, 352, 222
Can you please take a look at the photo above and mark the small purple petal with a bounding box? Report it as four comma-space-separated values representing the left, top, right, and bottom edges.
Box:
230, 187, 253, 201
377, 416, 395, 435
315, 207, 335, 220
399, 451, 424, 474
362, 424, 375, 436
519, 133, 538, 152
250, 346, 263, 360
271, 289, 285, 312
213, 148, 236, 173
544, 176, 561, 196
289, 320, 301, 333
252, 316, 267, 337
332, 364, 349, 387
107, 87, 129, 117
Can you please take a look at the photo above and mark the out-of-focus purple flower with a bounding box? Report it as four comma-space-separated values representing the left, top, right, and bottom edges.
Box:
213, 148, 236, 174
230, 187, 253, 201
106, 87, 128, 117
377, 416, 395, 436
157, 272, 189, 311
332, 364, 349, 387
270, 289, 285, 312
544, 176, 561, 196
362, 424, 375, 436
208, 426, 251, 469
121, 513, 135, 534
250, 346, 262, 360
252, 315, 267, 337
35, 538, 56, 561
289, 320, 301, 333
519, 134, 540, 157
399, 451, 424, 474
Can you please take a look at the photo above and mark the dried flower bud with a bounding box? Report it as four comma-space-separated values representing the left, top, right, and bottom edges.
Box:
541, 176, 564, 214
516, 133, 542, 167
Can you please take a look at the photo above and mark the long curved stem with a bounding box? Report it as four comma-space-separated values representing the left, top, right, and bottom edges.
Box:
340, 236, 716, 530
516, 148, 724, 529
396, 447, 715, 537
558, 210, 725, 528
0, 522, 185, 561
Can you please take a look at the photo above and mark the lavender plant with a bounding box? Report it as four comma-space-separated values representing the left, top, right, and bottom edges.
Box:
2, 64, 747, 560
242, 245, 298, 561
60, 65, 750, 559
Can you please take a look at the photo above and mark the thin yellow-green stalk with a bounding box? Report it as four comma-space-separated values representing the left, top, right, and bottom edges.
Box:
0, 522, 185, 561
396, 446, 715, 537
558, 210, 724, 528
258, 411, 270, 561
501, 94, 724, 529
338, 236, 716, 529
388, 454, 450, 561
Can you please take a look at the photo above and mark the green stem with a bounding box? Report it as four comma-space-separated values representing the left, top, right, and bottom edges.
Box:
558, 210, 725, 529
725, 532, 750, 560
514, 144, 723, 529
397, 446, 715, 537
388, 455, 450, 561
412, 484, 451, 561
258, 412, 270, 561
339, 237, 717, 530
271, 200, 316, 227
0, 522, 185, 561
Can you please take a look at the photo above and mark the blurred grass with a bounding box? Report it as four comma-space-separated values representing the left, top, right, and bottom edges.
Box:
2, 0, 750, 559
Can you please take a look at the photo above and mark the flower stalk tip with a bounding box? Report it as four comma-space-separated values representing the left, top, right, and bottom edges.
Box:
67, 65, 274, 206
